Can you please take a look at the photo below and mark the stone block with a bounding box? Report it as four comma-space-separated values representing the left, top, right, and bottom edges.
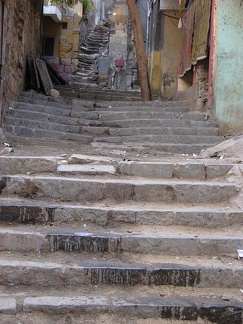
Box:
0, 156, 57, 175
108, 210, 136, 224
136, 210, 174, 226
198, 238, 243, 255
23, 296, 108, 314
54, 207, 108, 226
0, 229, 47, 253
0, 298, 17, 313
206, 164, 233, 179
176, 163, 206, 180
117, 162, 174, 178
57, 164, 116, 176
120, 236, 199, 255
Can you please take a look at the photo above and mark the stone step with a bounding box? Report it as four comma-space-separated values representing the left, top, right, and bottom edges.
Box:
107, 126, 219, 136
55, 86, 142, 99
0, 225, 242, 255
0, 198, 240, 228
101, 118, 218, 128
57, 161, 233, 179
19, 91, 73, 105
4, 117, 81, 134
94, 134, 223, 145
0, 252, 243, 287
89, 141, 219, 154
4, 150, 232, 179
94, 103, 188, 109
3, 124, 92, 143
96, 106, 190, 113
14, 102, 72, 116
0, 285, 242, 321
98, 111, 208, 122
57, 90, 142, 102
7, 107, 220, 140
6, 104, 99, 125
7, 108, 79, 125
0, 175, 238, 204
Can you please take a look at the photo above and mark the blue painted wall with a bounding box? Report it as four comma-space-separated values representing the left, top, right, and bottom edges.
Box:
215, 0, 243, 132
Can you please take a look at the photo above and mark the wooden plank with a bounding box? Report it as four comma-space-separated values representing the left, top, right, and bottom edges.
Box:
35, 58, 54, 95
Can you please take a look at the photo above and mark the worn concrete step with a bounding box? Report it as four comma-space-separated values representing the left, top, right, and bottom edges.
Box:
0, 285, 242, 322
57, 161, 233, 179
90, 141, 220, 154
0, 175, 238, 204
64, 87, 142, 98
0, 225, 242, 255
0, 197, 240, 228
0, 251, 243, 287
56, 88, 142, 102
4, 117, 81, 134
3, 125, 92, 143
0, 155, 234, 180
14, 102, 72, 117
107, 126, 219, 136
7, 108, 79, 125
102, 118, 218, 128
94, 134, 223, 145
13, 102, 72, 116
20, 91, 73, 106
90, 99, 189, 108
98, 111, 208, 122
96, 106, 189, 113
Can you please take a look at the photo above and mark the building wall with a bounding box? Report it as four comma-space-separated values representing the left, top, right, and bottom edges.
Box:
161, 10, 182, 99
213, 0, 243, 133
0, 0, 43, 122
43, 5, 81, 82
43, 16, 62, 58
149, 9, 182, 99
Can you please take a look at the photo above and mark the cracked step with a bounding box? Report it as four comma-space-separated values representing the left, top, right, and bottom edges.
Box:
0, 175, 239, 204
0, 225, 242, 256
0, 251, 243, 288
0, 198, 241, 228
0, 285, 243, 321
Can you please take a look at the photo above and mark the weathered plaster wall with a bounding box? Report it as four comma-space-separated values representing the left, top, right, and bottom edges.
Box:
214, 0, 243, 133
1, 0, 43, 121
160, 10, 182, 99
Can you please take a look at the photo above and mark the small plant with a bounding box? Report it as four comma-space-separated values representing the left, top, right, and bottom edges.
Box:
50, 0, 93, 9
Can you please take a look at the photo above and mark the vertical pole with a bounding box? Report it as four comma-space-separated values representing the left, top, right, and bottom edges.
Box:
126, 0, 151, 101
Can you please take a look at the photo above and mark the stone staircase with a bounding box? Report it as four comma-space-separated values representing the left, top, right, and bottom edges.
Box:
3, 91, 223, 154
0, 147, 243, 322
55, 84, 142, 101
70, 24, 109, 88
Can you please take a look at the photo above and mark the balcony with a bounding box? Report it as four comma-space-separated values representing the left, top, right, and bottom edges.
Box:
43, 5, 62, 22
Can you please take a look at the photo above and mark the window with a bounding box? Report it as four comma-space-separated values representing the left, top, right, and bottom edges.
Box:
42, 36, 55, 58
